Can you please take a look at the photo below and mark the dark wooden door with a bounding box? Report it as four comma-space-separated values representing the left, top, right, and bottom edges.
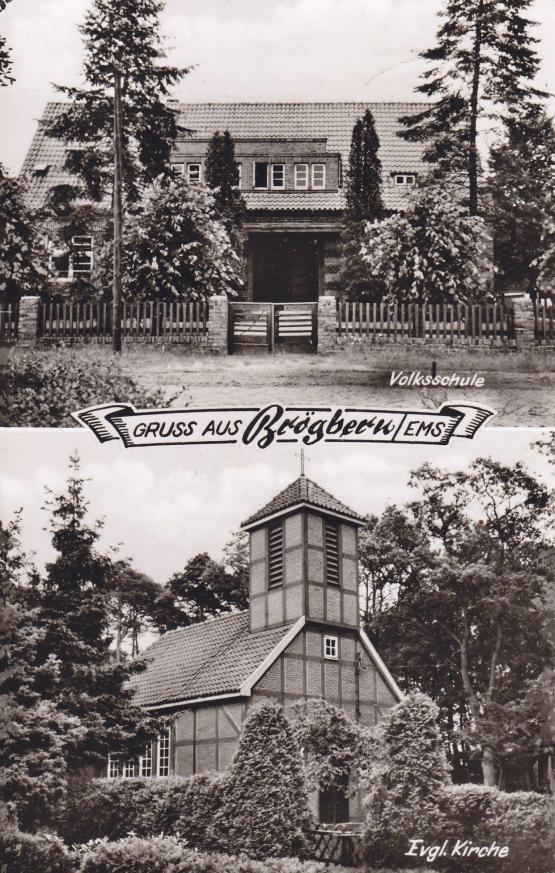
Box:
253, 237, 318, 302
288, 241, 318, 302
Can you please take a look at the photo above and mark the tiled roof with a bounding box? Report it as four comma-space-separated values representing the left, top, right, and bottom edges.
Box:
175, 102, 426, 210
20, 100, 426, 211
130, 611, 294, 707
242, 474, 364, 528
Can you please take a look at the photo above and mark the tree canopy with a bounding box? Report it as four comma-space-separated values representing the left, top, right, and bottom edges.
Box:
362, 457, 554, 787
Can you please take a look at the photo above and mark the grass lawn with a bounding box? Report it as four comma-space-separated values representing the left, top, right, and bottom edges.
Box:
3, 343, 555, 426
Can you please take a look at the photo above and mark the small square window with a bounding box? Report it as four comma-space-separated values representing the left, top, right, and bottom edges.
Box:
254, 162, 269, 188
324, 636, 338, 660
394, 173, 416, 186
312, 163, 326, 189
188, 163, 201, 183
295, 164, 308, 189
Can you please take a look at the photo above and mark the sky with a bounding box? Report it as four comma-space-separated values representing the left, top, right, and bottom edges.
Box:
1, 0, 555, 175
1, 426, 553, 586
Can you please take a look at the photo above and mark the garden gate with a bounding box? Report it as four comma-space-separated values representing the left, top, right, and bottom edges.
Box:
229, 302, 317, 353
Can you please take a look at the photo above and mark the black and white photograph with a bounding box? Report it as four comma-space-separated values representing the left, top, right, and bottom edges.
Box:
0, 1, 554, 873
1, 429, 554, 871
1, 0, 555, 424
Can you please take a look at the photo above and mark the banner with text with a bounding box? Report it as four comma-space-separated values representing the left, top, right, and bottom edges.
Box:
73, 402, 494, 449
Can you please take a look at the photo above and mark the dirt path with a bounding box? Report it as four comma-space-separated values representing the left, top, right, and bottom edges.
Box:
122, 353, 555, 427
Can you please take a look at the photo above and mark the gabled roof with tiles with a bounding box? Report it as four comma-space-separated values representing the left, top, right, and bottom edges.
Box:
21, 100, 426, 211
130, 611, 295, 707
242, 474, 365, 529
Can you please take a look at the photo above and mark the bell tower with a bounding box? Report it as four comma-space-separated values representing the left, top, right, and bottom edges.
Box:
241, 470, 364, 633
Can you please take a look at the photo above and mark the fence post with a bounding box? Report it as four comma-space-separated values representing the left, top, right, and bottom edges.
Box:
510, 297, 536, 349
317, 295, 337, 354
17, 295, 40, 347
207, 295, 229, 354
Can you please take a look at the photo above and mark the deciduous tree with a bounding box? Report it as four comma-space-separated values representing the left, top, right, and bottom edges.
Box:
0, 169, 45, 303
123, 175, 242, 300
358, 183, 491, 303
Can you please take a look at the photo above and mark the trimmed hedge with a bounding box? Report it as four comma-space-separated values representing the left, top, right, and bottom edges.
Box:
77, 836, 426, 873
64, 775, 222, 846
0, 830, 74, 873
436, 784, 555, 873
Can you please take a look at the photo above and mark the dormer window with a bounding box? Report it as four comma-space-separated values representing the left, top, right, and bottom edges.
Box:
312, 163, 326, 189
33, 162, 50, 176
268, 522, 284, 587
188, 163, 201, 183
324, 635, 338, 660
393, 173, 416, 186
271, 164, 285, 189
254, 162, 269, 189
295, 164, 309, 189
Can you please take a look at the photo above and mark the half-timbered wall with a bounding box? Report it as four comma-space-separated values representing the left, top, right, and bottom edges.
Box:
249, 511, 360, 633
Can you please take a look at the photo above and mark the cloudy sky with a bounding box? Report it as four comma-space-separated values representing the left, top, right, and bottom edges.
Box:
1, 0, 555, 174
1, 426, 552, 586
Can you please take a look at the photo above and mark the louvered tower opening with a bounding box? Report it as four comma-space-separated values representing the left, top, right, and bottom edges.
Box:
325, 521, 339, 585
268, 523, 284, 587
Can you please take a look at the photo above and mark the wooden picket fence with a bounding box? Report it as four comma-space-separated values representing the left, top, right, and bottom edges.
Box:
38, 300, 209, 344
337, 301, 515, 346
0, 304, 18, 344
535, 301, 555, 343
307, 829, 364, 867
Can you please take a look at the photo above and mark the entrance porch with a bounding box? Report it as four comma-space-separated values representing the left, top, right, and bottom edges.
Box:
245, 230, 340, 303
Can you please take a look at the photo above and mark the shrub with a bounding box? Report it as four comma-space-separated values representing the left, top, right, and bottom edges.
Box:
64, 775, 222, 846
209, 701, 313, 859
77, 837, 378, 873
437, 784, 555, 873
0, 349, 167, 427
0, 830, 75, 873
364, 692, 451, 868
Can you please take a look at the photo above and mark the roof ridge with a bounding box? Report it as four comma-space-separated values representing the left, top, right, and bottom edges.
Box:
173, 616, 249, 702
138, 608, 247, 649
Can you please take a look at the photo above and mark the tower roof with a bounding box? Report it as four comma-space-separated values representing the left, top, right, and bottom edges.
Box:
241, 475, 365, 529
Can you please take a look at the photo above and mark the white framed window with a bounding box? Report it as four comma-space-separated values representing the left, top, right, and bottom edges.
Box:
393, 173, 416, 186
187, 163, 202, 183
50, 235, 93, 281
157, 729, 170, 777
271, 163, 285, 189
140, 743, 152, 778
294, 163, 309, 189
107, 755, 119, 779
170, 162, 185, 175
324, 635, 338, 660
312, 163, 326, 189
123, 760, 135, 778
254, 161, 269, 189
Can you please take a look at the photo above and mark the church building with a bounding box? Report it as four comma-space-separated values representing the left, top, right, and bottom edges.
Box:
115, 470, 402, 823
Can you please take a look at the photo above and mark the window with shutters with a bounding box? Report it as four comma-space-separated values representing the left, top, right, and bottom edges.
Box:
325, 521, 340, 585
268, 523, 284, 587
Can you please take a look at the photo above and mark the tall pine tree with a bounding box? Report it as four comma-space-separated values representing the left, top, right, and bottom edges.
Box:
48, 0, 189, 204
400, 0, 546, 214
0, 517, 79, 831
489, 107, 555, 295
339, 109, 385, 300
0, 1, 14, 87
34, 454, 159, 771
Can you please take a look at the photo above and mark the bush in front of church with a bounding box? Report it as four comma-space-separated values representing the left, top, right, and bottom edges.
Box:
209, 701, 313, 860
63, 774, 223, 846
0, 830, 74, 873
363, 692, 451, 868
